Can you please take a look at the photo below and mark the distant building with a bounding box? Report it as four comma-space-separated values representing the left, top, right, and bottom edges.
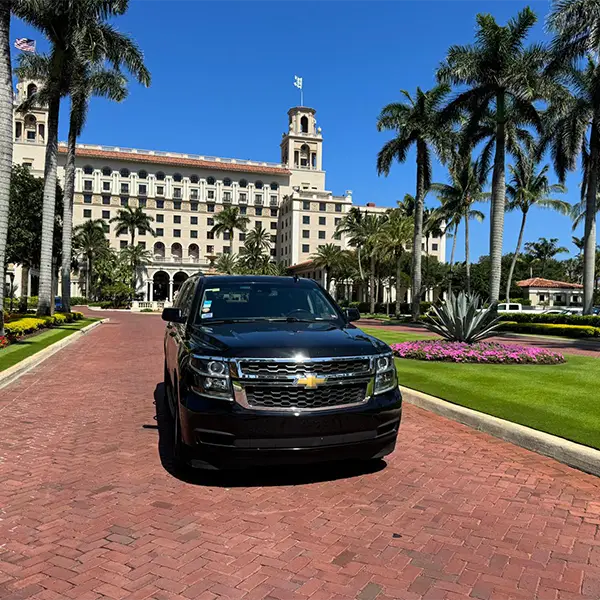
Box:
11, 78, 445, 302
517, 277, 583, 307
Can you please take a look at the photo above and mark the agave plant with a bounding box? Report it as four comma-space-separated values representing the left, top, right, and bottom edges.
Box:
424, 292, 500, 343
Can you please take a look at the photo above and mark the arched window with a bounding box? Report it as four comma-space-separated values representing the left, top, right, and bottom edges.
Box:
83, 165, 94, 175
300, 115, 309, 133
138, 170, 148, 179
255, 180, 263, 189
102, 166, 112, 176
190, 174, 199, 184
156, 171, 165, 181
26, 83, 37, 97
206, 176, 215, 185
153, 241, 165, 258
173, 172, 182, 182
239, 179, 248, 188
120, 168, 130, 178
223, 177, 232, 187
270, 182, 279, 191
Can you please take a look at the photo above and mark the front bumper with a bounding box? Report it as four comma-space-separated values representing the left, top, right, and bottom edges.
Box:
178, 387, 402, 469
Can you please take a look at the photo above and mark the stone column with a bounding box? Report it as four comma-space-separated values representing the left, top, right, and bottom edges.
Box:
168, 277, 174, 301
149, 280, 154, 302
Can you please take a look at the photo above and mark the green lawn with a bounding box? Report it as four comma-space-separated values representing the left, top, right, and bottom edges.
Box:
362, 327, 600, 450
0, 318, 98, 373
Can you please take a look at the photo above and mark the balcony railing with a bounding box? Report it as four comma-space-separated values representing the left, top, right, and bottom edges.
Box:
151, 256, 203, 264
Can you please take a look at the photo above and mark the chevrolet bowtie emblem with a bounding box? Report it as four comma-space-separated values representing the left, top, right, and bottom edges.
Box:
295, 374, 326, 389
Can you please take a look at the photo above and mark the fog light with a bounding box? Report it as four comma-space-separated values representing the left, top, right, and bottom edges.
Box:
205, 377, 229, 390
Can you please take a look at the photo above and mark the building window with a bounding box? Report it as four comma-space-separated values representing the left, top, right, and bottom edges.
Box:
239, 179, 247, 188
303, 201, 310, 210
173, 172, 182, 182
223, 191, 231, 202
102, 222, 109, 233
207, 190, 215, 200
120, 168, 130, 178
174, 215, 181, 224
270, 182, 279, 191
190, 189, 198, 200
318, 231, 325, 239
223, 177, 232, 187
223, 232, 231, 241
319, 216, 326, 225
81, 164, 93, 175
83, 194, 92, 204
333, 232, 341, 240
156, 171, 165, 181
239, 192, 247, 203
555, 294, 563, 304
432, 243, 438, 251
255, 221, 263, 229
206, 176, 215, 185
156, 185, 164, 196
120, 197, 128, 207
102, 210, 110, 219
83, 209, 92, 218
102, 195, 110, 205
254, 194, 263, 205
190, 216, 198, 225
270, 221, 277, 230
303, 230, 309, 238
335, 218, 341, 226
255, 180, 263, 189
270, 235, 277, 243
138, 241, 146, 249
120, 240, 127, 249
156, 214, 164, 223
240, 206, 247, 215
120, 183, 129, 194
270, 248, 276, 257
539, 294, 546, 302
207, 231, 215, 239
302, 244, 309, 253
207, 204, 215, 213
84, 180, 93, 191
270, 195, 278, 206
173, 229, 181, 238
156, 228, 163, 236
319, 202, 326, 211
156, 200, 164, 209
190, 174, 199, 184
207, 217, 214, 226
139, 199, 147, 208
255, 207, 263, 216
138, 170, 147, 179
335, 204, 342, 212
138, 184, 147, 196
103, 181, 111, 191
190, 202, 198, 211
239, 232, 246, 241
172, 201, 181, 210
102, 166, 112, 176
207, 245, 214, 254
302, 215, 310, 225
26, 130, 36, 140
173, 187, 182, 199
270, 208, 278, 217
191, 230, 198, 238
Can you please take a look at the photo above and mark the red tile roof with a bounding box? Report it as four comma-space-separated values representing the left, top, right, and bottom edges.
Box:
288, 260, 314, 270
517, 277, 583, 289
60, 146, 291, 176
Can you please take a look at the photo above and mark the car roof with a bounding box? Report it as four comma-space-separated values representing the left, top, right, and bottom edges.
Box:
196, 274, 318, 287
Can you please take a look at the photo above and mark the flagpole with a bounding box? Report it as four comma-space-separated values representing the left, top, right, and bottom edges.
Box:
301, 88, 303, 106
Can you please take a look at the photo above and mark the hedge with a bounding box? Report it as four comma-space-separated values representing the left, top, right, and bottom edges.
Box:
348, 301, 432, 315
3, 311, 83, 343
498, 312, 600, 327
498, 321, 600, 338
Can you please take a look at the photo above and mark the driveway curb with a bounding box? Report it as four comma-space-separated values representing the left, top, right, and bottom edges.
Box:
0, 318, 108, 390
401, 386, 600, 477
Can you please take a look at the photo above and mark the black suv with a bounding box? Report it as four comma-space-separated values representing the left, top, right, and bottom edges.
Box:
162, 275, 401, 469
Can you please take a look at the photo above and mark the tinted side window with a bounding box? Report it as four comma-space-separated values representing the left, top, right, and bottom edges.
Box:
175, 280, 194, 318
509, 304, 520, 311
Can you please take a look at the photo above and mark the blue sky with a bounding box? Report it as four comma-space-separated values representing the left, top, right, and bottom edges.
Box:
13, 0, 582, 261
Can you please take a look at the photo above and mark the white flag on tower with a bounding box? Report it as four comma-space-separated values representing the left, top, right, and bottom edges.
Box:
294, 75, 303, 89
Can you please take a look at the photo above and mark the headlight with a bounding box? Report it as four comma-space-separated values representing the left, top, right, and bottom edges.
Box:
374, 352, 397, 395
190, 357, 232, 400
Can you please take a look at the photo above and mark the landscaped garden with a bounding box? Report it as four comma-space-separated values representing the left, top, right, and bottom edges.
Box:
362, 324, 600, 451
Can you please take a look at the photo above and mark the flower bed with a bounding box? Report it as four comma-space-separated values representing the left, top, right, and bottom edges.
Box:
2, 312, 84, 346
391, 340, 565, 364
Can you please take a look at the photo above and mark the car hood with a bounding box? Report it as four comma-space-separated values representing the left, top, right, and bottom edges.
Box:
189, 321, 389, 358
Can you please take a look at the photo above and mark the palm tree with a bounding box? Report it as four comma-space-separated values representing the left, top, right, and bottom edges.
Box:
240, 224, 271, 272
15, 0, 150, 317
524, 237, 569, 277
335, 207, 368, 280
110, 206, 155, 246
73, 219, 109, 299
375, 209, 413, 316
376, 83, 450, 320
504, 145, 570, 301
120, 244, 152, 298
211, 206, 250, 254
311, 244, 344, 295
215, 253, 238, 275
437, 7, 549, 305
572, 235, 585, 256
0, 0, 12, 336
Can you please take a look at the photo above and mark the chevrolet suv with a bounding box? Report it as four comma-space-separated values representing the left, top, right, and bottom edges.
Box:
162, 275, 401, 469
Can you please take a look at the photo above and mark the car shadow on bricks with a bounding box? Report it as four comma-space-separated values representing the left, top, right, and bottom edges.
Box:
152, 383, 386, 488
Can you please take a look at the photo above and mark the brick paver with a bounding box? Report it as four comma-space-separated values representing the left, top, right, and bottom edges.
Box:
1, 311, 599, 600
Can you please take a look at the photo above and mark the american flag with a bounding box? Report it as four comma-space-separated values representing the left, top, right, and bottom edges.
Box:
14, 38, 35, 52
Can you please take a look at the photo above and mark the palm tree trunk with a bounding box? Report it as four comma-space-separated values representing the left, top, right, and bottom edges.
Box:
36, 96, 60, 317
411, 142, 426, 321
447, 222, 458, 296
0, 0, 12, 336
130, 227, 135, 246
465, 215, 471, 295
18, 264, 29, 313
230, 228, 234, 255
357, 247, 364, 281
369, 254, 376, 314
505, 210, 527, 303
488, 92, 506, 306
86, 255, 92, 300
395, 253, 402, 317
583, 125, 598, 314
61, 115, 78, 313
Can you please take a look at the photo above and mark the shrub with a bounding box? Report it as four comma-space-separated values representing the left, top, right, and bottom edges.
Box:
4, 317, 49, 340
498, 312, 600, 327
72, 311, 84, 320
424, 292, 500, 343
0, 335, 8, 349
391, 340, 565, 364
70, 296, 87, 306
498, 322, 600, 338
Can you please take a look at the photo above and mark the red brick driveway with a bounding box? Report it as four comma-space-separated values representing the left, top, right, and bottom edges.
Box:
1, 311, 599, 600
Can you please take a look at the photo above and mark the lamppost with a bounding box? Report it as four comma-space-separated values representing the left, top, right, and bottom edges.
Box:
6, 265, 15, 313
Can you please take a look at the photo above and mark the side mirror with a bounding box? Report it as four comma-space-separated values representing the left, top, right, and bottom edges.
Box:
162, 307, 186, 323
345, 308, 361, 322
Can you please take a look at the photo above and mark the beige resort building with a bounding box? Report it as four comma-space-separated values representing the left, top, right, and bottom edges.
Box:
11, 78, 446, 303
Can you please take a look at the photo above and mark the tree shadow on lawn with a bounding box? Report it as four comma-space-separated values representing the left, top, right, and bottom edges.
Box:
151, 383, 386, 488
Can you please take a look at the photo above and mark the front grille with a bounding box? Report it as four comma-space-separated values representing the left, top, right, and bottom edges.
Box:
239, 358, 371, 378
245, 383, 367, 410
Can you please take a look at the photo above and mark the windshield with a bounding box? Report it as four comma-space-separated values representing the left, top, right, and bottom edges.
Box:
196, 281, 342, 323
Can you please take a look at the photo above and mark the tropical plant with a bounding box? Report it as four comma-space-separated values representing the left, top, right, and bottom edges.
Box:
437, 7, 550, 306
110, 206, 155, 246
376, 83, 450, 320
239, 224, 272, 272
120, 244, 152, 297
523, 237, 569, 277
14, 0, 150, 317
424, 291, 501, 343
211, 206, 250, 254
72, 219, 109, 299
311, 243, 344, 295
335, 206, 368, 280
504, 144, 570, 300
215, 253, 238, 275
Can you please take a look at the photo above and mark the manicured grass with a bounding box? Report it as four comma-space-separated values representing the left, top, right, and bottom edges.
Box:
362, 326, 600, 450
0, 318, 98, 373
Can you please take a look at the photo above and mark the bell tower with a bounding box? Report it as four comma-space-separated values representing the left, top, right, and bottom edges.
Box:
280, 107, 325, 190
